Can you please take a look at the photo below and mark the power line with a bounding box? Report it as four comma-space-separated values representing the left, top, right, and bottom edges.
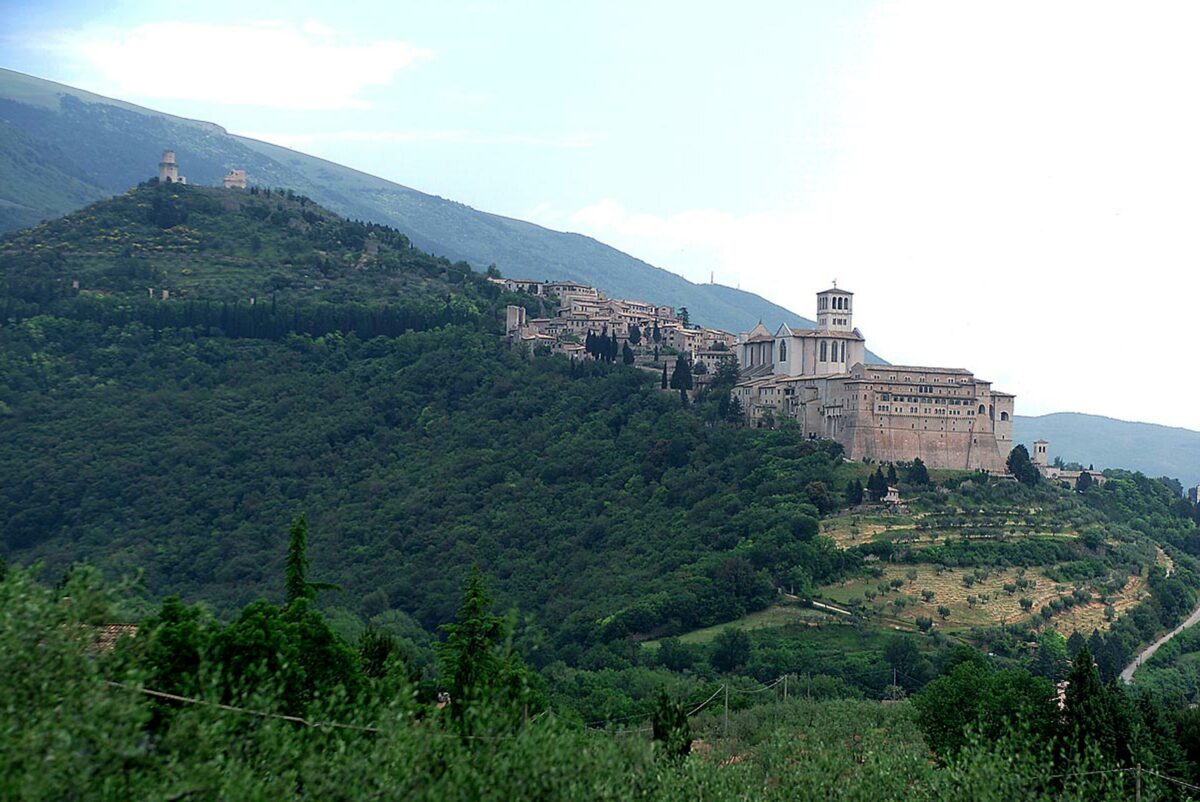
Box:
105, 681, 524, 741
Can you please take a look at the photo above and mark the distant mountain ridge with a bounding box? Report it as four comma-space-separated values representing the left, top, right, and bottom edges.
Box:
1016, 413, 1200, 488
0, 67, 862, 342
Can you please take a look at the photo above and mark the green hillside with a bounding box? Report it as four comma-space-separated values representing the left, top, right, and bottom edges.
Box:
0, 67, 839, 339
5, 184, 1200, 798
0, 182, 485, 307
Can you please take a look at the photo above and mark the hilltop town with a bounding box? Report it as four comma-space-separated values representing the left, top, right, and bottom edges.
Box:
504, 279, 1021, 473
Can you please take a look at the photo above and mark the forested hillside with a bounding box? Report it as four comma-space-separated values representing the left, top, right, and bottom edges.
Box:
6, 178, 1200, 798
0, 67, 827, 335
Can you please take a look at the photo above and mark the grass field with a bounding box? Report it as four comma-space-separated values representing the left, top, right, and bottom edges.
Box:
642, 603, 839, 649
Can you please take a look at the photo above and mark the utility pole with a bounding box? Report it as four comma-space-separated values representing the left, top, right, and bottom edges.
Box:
723, 684, 729, 738
892, 668, 898, 701
783, 674, 788, 702
1135, 764, 1141, 802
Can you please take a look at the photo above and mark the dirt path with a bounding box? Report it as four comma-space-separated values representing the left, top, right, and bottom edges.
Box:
1121, 601, 1200, 683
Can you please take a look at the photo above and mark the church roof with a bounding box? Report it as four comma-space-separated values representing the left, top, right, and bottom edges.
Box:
742, 321, 775, 343
818, 287, 853, 295
788, 327, 864, 341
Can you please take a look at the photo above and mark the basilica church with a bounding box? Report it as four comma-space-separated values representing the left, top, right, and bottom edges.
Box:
733, 286, 1015, 472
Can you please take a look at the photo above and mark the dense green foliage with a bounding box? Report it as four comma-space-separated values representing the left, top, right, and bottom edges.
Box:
0, 314, 859, 658
9, 565, 1200, 801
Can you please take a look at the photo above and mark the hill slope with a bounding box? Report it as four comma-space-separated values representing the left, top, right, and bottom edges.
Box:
0, 182, 488, 308
1016, 413, 1200, 488
0, 67, 843, 339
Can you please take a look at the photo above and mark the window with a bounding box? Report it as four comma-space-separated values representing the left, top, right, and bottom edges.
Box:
779, 340, 787, 361
1000, 411, 1009, 421
841, 341, 846, 362
820, 341, 828, 361
978, 404, 986, 414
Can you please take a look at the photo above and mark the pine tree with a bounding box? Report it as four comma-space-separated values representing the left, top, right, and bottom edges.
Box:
438, 567, 503, 716
1075, 471, 1093, 492
285, 513, 313, 604
622, 342, 635, 365
652, 322, 661, 343
677, 307, 690, 328
628, 324, 642, 345
1062, 647, 1134, 766
661, 364, 668, 389
846, 478, 864, 506
886, 463, 898, 486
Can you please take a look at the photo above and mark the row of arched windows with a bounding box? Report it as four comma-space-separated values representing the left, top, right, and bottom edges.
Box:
819, 340, 846, 363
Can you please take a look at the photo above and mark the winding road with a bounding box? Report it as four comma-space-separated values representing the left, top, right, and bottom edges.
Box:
1120, 601, 1200, 684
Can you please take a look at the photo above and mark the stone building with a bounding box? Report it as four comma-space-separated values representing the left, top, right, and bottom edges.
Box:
223, 169, 247, 189
733, 286, 1016, 472
1031, 440, 1107, 487
498, 278, 734, 360
158, 150, 186, 184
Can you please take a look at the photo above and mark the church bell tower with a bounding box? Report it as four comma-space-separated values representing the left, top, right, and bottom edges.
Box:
816, 284, 853, 332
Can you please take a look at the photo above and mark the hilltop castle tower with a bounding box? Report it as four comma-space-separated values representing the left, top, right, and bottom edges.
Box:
1032, 439, 1049, 467
158, 150, 186, 185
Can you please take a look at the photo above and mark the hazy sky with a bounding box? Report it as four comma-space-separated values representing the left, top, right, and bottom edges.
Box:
3, 1, 1199, 430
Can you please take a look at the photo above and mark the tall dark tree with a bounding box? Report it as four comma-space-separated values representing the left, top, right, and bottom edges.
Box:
660, 364, 668, 389
726, 394, 745, 425
1075, 471, 1093, 493
868, 467, 888, 502
669, 354, 693, 392
1007, 445, 1041, 486
628, 324, 642, 345
1061, 647, 1134, 766
285, 513, 313, 604
437, 567, 505, 720
886, 463, 898, 486
622, 342, 635, 365
677, 306, 690, 327
710, 628, 751, 673
845, 478, 865, 506
652, 321, 661, 343
669, 354, 693, 404
906, 458, 930, 486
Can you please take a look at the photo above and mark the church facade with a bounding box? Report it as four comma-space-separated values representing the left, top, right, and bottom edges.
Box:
733, 287, 1015, 472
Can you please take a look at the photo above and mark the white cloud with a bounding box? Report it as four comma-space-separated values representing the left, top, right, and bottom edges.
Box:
38, 20, 432, 109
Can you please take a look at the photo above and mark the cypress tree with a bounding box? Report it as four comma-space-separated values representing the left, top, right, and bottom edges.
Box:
886, 463, 898, 486
868, 467, 888, 502
285, 513, 313, 604
669, 354, 693, 392
661, 364, 668, 389
622, 342, 635, 365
